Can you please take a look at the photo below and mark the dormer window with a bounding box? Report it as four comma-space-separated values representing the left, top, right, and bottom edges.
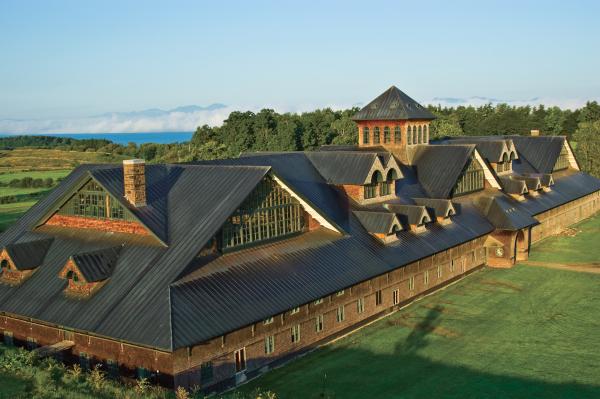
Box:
60, 246, 121, 297
0, 238, 53, 285
0, 259, 8, 271
58, 180, 134, 221
553, 146, 569, 171
364, 171, 383, 199
496, 153, 512, 174
453, 156, 485, 196
221, 177, 305, 250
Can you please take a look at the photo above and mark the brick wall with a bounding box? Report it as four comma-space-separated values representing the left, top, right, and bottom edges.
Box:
531, 191, 600, 243
46, 214, 150, 236
172, 235, 488, 390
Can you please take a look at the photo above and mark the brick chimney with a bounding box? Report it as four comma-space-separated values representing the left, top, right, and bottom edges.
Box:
123, 159, 146, 207
530, 129, 540, 136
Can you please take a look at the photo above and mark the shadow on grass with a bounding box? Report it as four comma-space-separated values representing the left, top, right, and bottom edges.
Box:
234, 306, 600, 399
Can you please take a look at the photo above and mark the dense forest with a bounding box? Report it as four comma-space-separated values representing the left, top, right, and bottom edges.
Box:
2, 101, 599, 177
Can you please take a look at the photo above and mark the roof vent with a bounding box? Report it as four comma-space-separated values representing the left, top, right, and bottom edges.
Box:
123, 159, 146, 207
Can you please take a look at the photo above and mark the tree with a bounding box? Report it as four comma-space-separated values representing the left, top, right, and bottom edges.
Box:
578, 101, 600, 123
573, 121, 600, 178
429, 114, 464, 139
544, 106, 567, 135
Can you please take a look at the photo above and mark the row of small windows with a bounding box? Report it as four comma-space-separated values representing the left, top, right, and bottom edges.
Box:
496, 152, 516, 173
362, 125, 428, 145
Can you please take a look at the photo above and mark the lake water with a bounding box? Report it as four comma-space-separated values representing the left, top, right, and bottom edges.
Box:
0, 132, 194, 145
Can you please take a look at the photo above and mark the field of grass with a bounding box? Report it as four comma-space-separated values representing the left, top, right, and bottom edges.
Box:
0, 148, 126, 174
527, 214, 600, 265
231, 216, 600, 399
0, 169, 71, 184
0, 202, 37, 232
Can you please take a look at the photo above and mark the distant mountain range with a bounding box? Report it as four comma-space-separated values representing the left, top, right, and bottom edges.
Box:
94, 103, 228, 118
429, 96, 541, 105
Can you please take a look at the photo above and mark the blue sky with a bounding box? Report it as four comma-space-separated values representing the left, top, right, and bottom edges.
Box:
1, 0, 599, 132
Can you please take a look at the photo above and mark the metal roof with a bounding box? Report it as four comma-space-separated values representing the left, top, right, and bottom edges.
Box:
352, 211, 401, 234
499, 176, 528, 194
508, 136, 565, 174
384, 204, 431, 226
413, 198, 456, 219
474, 195, 538, 231
72, 246, 122, 282
441, 138, 515, 163
412, 145, 475, 198
305, 152, 383, 185
352, 86, 436, 121
4, 238, 53, 270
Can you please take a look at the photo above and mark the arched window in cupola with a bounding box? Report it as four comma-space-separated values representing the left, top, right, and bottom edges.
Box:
418, 126, 423, 144
383, 127, 390, 143
394, 126, 401, 143
407, 126, 412, 145
362, 127, 370, 144
373, 127, 381, 144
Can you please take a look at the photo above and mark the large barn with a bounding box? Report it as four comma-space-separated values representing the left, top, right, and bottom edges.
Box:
1, 87, 599, 390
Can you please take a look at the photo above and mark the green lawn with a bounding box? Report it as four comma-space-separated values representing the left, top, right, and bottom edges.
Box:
231, 217, 600, 399
528, 214, 600, 264
0, 201, 36, 232
0, 169, 70, 184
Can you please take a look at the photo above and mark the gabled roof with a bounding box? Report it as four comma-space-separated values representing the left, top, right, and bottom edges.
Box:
413, 198, 456, 219
4, 238, 53, 270
412, 145, 475, 198
443, 138, 516, 163
352, 86, 436, 121
508, 136, 565, 174
475, 196, 538, 231
71, 246, 122, 282
305, 151, 384, 185
384, 204, 431, 226
499, 176, 528, 195
512, 175, 542, 191
353, 211, 401, 234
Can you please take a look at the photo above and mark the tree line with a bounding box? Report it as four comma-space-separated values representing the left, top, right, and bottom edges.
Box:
1, 101, 599, 176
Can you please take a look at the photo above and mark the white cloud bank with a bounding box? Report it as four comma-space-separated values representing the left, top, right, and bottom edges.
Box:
0, 97, 596, 134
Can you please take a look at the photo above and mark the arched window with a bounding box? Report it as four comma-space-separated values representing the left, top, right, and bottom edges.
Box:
373, 127, 381, 144
412, 127, 417, 145
423, 125, 429, 143
387, 169, 398, 181
66, 270, 79, 283
380, 169, 397, 196
407, 126, 412, 145
0, 259, 8, 270
365, 171, 383, 199
394, 126, 401, 143
363, 127, 370, 145
383, 127, 390, 144
418, 126, 422, 144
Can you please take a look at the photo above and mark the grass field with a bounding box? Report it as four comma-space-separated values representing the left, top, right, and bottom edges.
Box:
0, 201, 37, 232
0, 148, 126, 174
528, 215, 600, 265
230, 216, 600, 399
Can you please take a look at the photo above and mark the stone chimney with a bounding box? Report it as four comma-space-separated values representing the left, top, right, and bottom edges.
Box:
123, 159, 146, 207
530, 129, 540, 136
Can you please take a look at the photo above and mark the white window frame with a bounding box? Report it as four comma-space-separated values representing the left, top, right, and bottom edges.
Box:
263, 317, 274, 325
291, 324, 301, 343
409, 276, 415, 291
313, 298, 324, 305
264, 335, 275, 354
424, 270, 429, 285
315, 314, 324, 332
290, 306, 300, 315
393, 289, 400, 305
234, 348, 247, 373
336, 290, 345, 297
336, 305, 345, 322
357, 297, 365, 314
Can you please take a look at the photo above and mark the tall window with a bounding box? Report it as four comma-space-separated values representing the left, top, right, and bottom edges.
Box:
264, 335, 275, 354
357, 297, 365, 314
336, 305, 345, 322
393, 289, 400, 305
222, 177, 305, 250
234, 348, 246, 372
437, 265, 442, 279
59, 180, 133, 221
497, 153, 510, 173
364, 171, 382, 199
453, 157, 485, 196
394, 126, 401, 143
363, 127, 370, 145
291, 324, 301, 343
315, 315, 324, 332
383, 127, 391, 143
408, 276, 415, 291
375, 290, 382, 306
424, 270, 429, 285
553, 146, 569, 171
373, 127, 381, 144
423, 125, 429, 143
418, 126, 422, 144
407, 126, 412, 145
413, 128, 417, 145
